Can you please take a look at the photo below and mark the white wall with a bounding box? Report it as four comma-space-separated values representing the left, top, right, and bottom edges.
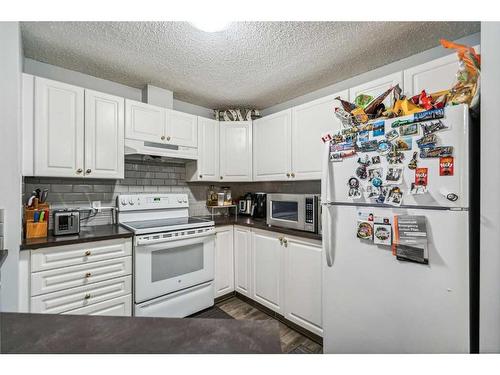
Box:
0, 22, 23, 311
23, 58, 214, 119
480, 22, 500, 353
262, 33, 480, 115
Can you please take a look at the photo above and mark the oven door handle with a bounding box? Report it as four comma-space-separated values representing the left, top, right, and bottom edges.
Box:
136, 231, 214, 248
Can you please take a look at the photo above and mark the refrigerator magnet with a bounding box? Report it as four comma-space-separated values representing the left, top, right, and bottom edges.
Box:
415, 167, 428, 186
373, 223, 392, 246
372, 121, 385, 137
386, 148, 405, 164
385, 129, 399, 142
356, 221, 374, 240
416, 133, 437, 149
385, 167, 403, 185
385, 186, 403, 206
347, 177, 362, 199
419, 146, 453, 159
399, 123, 419, 136
410, 183, 428, 195
421, 119, 449, 135
377, 140, 391, 155
439, 157, 454, 176
368, 167, 383, 182
371, 155, 381, 164
408, 151, 418, 170
395, 136, 413, 151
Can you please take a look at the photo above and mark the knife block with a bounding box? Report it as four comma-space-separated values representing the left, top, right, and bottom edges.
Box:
24, 204, 50, 239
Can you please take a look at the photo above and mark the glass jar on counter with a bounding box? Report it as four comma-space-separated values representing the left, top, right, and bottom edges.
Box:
221, 186, 232, 205
207, 185, 219, 207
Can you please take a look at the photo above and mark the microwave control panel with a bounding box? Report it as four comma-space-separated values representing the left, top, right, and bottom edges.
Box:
305, 198, 314, 224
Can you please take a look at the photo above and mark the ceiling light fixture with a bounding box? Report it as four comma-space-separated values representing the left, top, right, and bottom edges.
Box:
189, 21, 231, 33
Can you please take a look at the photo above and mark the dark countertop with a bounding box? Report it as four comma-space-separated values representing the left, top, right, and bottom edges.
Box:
21, 224, 133, 251
0, 312, 282, 354
206, 215, 322, 242
0, 249, 7, 267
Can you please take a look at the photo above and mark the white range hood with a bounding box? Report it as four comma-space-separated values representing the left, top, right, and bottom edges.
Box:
125, 139, 198, 161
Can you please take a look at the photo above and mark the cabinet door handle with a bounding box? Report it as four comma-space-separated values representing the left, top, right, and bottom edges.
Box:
286, 173, 290, 177
220, 176, 223, 180
84, 250, 91, 256
199, 175, 203, 179
76, 168, 83, 174
283, 238, 288, 247
84, 293, 91, 299
86, 169, 92, 174
291, 173, 295, 178
85, 272, 92, 278
161, 135, 165, 141
166, 136, 171, 141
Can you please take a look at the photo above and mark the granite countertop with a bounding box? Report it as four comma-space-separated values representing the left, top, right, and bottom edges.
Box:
0, 312, 282, 354
0, 249, 7, 267
206, 215, 322, 242
21, 224, 134, 251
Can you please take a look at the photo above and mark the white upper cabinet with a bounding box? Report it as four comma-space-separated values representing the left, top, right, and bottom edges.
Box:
291, 91, 348, 180
125, 99, 166, 144
404, 45, 480, 97
349, 71, 403, 109
214, 226, 235, 298
219, 121, 252, 182
34, 77, 85, 177
197, 117, 219, 180
166, 109, 198, 147
284, 236, 323, 336
253, 109, 292, 181
84, 90, 125, 179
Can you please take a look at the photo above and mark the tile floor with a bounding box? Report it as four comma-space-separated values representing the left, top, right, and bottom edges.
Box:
216, 296, 323, 354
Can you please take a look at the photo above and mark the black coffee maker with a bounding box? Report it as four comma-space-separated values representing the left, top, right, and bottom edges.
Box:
252, 192, 267, 219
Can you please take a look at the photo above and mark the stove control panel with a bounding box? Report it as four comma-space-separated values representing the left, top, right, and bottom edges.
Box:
117, 193, 189, 211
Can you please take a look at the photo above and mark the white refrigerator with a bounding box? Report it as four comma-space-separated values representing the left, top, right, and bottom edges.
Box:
321, 104, 471, 353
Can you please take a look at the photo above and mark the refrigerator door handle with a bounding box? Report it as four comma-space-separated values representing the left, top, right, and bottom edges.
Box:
321, 142, 333, 203
322, 204, 334, 267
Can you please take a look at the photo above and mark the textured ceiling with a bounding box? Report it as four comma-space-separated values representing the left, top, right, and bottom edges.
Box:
21, 22, 479, 109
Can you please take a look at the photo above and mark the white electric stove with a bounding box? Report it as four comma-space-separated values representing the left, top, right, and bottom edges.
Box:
117, 193, 215, 318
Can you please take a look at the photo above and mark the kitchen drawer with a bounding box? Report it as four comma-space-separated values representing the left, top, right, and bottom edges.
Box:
31, 256, 132, 296
31, 238, 132, 272
63, 294, 132, 317
31, 276, 132, 314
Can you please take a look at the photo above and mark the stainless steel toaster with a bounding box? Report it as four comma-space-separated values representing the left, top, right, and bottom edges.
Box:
53, 209, 80, 236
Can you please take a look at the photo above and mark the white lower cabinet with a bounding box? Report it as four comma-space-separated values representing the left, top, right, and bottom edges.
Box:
231, 226, 322, 336
29, 238, 133, 317
214, 226, 234, 298
251, 229, 284, 314
31, 276, 132, 314
284, 236, 323, 336
234, 226, 252, 297
63, 294, 132, 316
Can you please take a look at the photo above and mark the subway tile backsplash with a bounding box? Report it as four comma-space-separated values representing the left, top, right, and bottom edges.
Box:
23, 156, 320, 228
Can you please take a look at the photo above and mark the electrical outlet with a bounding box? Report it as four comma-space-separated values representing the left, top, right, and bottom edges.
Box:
91, 201, 102, 212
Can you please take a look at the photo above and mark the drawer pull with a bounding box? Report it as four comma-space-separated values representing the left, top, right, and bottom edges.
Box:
84, 293, 91, 300
84, 250, 91, 256
85, 272, 92, 278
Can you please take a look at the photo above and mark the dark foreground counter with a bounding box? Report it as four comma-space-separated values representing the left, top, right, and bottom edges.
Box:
0, 312, 282, 354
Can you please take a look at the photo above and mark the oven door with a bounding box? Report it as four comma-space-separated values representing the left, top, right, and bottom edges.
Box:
134, 230, 215, 304
266, 194, 306, 231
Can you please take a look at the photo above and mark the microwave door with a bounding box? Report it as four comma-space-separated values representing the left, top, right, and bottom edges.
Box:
269, 196, 306, 230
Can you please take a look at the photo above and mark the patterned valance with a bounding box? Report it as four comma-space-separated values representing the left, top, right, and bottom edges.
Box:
214, 109, 261, 121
